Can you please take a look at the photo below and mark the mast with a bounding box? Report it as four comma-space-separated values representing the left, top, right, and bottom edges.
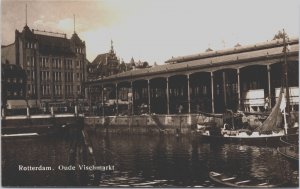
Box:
282, 29, 290, 122
25, 4, 27, 26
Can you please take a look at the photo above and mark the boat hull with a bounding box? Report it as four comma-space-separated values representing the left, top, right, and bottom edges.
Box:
198, 133, 283, 146
209, 171, 286, 188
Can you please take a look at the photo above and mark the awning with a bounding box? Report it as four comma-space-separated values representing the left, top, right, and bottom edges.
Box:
6, 100, 27, 109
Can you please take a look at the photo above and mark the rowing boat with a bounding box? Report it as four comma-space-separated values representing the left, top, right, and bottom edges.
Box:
209, 171, 286, 188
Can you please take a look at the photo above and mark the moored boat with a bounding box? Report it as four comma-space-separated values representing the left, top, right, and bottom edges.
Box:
197, 88, 286, 144
277, 134, 299, 164
1, 121, 80, 138
209, 171, 286, 188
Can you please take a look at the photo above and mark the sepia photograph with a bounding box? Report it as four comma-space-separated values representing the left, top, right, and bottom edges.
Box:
1, 0, 299, 187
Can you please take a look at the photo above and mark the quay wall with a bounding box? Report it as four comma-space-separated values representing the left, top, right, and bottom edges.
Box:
84, 114, 224, 135
2, 114, 82, 127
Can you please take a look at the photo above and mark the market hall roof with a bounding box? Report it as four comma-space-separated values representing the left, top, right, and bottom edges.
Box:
87, 37, 299, 84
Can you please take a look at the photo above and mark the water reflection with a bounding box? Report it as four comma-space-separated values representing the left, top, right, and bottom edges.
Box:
2, 129, 298, 187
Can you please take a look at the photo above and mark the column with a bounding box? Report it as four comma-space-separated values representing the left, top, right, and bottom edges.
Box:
223, 71, 227, 109
187, 74, 191, 113
237, 68, 241, 110
267, 65, 272, 108
88, 86, 92, 114
116, 83, 119, 115
131, 81, 134, 115
166, 77, 170, 114
211, 72, 215, 113
102, 85, 104, 117
147, 79, 151, 114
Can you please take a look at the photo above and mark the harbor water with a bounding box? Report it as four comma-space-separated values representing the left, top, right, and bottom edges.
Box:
2, 128, 298, 187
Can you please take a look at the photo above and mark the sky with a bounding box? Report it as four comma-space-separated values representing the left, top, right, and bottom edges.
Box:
1, 0, 299, 65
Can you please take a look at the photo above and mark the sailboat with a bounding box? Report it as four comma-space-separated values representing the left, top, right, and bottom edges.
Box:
197, 30, 296, 143
198, 88, 286, 143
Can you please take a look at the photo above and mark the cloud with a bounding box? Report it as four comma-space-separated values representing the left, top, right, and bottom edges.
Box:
2, 0, 299, 65
57, 18, 73, 33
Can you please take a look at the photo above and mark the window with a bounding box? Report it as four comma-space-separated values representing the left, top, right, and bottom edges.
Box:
46, 58, 49, 68
13, 78, 17, 83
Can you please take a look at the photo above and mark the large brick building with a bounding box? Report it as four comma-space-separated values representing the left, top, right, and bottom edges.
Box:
1, 24, 88, 109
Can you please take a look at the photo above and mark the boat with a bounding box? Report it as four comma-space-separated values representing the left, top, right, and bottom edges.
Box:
197, 88, 286, 144
1, 122, 78, 138
277, 134, 299, 164
209, 171, 286, 188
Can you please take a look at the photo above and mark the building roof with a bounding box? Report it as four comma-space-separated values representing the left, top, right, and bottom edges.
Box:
36, 34, 75, 57
165, 37, 299, 63
70, 32, 85, 46
88, 37, 299, 84
91, 53, 109, 65
16, 26, 85, 57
